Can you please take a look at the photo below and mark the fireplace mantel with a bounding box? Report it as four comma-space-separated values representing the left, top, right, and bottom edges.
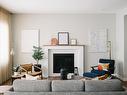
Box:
43, 45, 85, 77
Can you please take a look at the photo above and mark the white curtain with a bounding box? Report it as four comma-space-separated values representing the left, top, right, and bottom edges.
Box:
0, 7, 12, 84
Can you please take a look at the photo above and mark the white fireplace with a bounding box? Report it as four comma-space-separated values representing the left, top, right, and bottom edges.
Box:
43, 45, 85, 77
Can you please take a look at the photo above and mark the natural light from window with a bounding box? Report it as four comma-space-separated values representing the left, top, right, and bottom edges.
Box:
0, 21, 9, 66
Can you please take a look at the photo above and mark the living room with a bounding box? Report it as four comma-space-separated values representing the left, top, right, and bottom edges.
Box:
0, 0, 127, 95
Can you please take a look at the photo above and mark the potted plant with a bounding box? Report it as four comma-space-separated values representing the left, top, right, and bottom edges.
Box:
32, 46, 44, 71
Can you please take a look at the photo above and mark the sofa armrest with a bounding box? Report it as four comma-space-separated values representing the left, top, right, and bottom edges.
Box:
8, 87, 14, 91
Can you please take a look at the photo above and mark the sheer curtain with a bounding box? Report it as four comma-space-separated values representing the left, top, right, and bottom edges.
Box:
0, 7, 12, 84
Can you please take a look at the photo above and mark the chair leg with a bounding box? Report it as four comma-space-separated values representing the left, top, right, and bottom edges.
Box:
40, 73, 43, 79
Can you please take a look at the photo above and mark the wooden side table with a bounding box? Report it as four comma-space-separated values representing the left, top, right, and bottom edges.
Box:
11, 74, 24, 84
0, 86, 12, 95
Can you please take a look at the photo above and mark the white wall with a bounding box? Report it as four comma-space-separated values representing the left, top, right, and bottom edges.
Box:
116, 8, 127, 80
124, 15, 127, 79
116, 13, 124, 79
12, 14, 116, 72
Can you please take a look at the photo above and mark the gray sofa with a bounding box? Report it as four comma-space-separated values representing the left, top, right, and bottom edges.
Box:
5, 79, 127, 95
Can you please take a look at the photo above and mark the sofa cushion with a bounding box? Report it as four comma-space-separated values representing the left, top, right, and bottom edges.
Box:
13, 79, 51, 92
52, 80, 84, 92
85, 79, 124, 92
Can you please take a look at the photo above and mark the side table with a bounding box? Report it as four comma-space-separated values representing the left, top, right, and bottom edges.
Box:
11, 74, 24, 84
0, 86, 12, 95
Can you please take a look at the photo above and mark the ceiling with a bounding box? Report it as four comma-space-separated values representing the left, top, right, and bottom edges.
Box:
1, 0, 127, 14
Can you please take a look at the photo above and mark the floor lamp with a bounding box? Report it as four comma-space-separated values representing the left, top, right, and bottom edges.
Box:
107, 41, 111, 59
10, 48, 14, 74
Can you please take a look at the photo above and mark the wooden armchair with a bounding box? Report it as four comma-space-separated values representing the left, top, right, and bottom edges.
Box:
19, 63, 42, 78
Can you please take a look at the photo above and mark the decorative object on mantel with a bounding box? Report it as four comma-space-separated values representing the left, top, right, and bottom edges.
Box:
32, 46, 44, 71
70, 39, 77, 45
51, 38, 58, 45
58, 32, 69, 45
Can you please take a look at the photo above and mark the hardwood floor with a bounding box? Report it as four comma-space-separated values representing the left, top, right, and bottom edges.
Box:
123, 81, 127, 87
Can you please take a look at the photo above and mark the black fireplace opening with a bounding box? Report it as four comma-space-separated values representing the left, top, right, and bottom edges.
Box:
53, 54, 74, 73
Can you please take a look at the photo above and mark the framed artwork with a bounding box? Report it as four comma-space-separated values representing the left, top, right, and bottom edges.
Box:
58, 32, 69, 45
21, 29, 40, 52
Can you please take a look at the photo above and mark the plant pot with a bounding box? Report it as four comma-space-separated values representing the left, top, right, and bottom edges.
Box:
34, 64, 41, 72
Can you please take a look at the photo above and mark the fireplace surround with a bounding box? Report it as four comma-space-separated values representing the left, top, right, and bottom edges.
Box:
43, 45, 84, 77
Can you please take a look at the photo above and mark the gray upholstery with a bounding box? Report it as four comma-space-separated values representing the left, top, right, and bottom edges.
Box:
69, 92, 127, 95
85, 79, 124, 92
4, 79, 127, 95
52, 80, 84, 92
13, 79, 51, 92
4, 92, 127, 95
4, 92, 68, 95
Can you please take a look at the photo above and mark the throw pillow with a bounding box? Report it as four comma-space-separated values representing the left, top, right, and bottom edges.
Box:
98, 63, 109, 71
98, 65, 103, 71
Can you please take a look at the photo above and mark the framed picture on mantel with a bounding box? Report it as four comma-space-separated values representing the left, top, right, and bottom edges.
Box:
58, 32, 69, 45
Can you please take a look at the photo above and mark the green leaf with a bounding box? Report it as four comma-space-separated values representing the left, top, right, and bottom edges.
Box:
32, 46, 44, 64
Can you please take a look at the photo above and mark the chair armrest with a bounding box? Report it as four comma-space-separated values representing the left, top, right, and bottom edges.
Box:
19, 66, 27, 72
91, 66, 98, 70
